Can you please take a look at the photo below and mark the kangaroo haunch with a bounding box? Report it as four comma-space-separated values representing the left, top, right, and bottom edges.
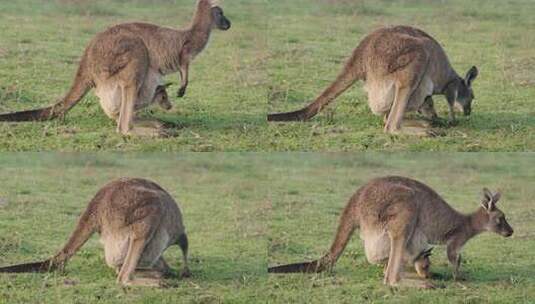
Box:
0, 178, 190, 287
268, 26, 479, 136
0, 0, 231, 137
269, 176, 513, 289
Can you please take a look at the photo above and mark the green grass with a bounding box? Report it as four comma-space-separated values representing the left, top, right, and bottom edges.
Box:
1, 0, 534, 151
0, 0, 268, 151
0, 154, 268, 303
266, 0, 535, 151
267, 153, 535, 303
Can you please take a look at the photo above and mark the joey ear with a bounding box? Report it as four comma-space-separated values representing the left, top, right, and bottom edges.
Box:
465, 66, 479, 86
422, 247, 434, 258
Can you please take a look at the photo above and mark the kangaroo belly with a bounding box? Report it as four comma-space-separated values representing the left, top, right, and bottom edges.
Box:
94, 70, 163, 120
361, 229, 390, 264
406, 76, 434, 112
364, 79, 396, 115
101, 231, 130, 268
100, 226, 173, 269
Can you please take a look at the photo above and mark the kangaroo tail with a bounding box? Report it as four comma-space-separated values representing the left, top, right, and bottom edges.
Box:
0, 260, 55, 273
0, 54, 92, 122
0, 201, 97, 273
267, 63, 359, 122
268, 201, 358, 273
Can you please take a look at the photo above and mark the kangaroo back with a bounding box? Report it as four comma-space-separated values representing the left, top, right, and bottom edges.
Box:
0, 53, 92, 122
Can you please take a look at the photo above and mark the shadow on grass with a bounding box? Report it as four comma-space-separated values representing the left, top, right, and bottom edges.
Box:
155, 112, 267, 132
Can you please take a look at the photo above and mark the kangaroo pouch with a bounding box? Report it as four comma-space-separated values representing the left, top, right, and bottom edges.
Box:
360, 228, 430, 264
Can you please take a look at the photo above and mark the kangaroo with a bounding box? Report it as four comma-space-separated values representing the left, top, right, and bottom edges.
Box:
0, 177, 190, 287
267, 26, 479, 136
268, 176, 513, 289
0, 0, 231, 137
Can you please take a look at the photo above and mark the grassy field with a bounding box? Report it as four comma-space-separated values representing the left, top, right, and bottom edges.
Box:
267, 153, 535, 303
266, 0, 535, 151
0, 0, 268, 151
0, 154, 268, 303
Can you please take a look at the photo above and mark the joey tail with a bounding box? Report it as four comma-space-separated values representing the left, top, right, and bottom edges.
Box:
0, 200, 97, 273
268, 203, 358, 273
0, 53, 93, 122
267, 62, 360, 122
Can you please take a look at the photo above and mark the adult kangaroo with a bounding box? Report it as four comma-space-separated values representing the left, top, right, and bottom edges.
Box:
268, 176, 513, 289
268, 26, 479, 136
0, 0, 231, 137
0, 178, 190, 287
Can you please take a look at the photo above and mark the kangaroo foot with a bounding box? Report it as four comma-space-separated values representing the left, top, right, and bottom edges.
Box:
123, 277, 165, 288
124, 126, 170, 138
389, 126, 441, 137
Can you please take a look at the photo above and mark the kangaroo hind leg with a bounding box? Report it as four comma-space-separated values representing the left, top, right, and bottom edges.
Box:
116, 206, 162, 287
383, 203, 434, 289
384, 46, 433, 136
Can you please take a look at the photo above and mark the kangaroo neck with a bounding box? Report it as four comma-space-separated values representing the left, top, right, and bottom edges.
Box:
446, 209, 486, 246
185, 9, 213, 56
439, 69, 462, 95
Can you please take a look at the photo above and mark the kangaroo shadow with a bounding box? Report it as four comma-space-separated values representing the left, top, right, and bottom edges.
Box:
152, 111, 267, 132
165, 254, 267, 285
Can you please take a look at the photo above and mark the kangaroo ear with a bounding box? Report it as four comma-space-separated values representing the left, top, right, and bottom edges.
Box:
492, 191, 502, 204
465, 66, 479, 86
481, 188, 494, 211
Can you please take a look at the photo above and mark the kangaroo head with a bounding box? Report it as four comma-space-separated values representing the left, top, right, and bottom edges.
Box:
414, 247, 433, 279
207, 1, 231, 31
454, 66, 479, 116
480, 188, 513, 237
195, 1, 231, 31
154, 83, 173, 111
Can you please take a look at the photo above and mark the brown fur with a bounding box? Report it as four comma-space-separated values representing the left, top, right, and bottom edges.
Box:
268, 26, 479, 136
0, 0, 231, 137
0, 178, 190, 287
268, 176, 513, 289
